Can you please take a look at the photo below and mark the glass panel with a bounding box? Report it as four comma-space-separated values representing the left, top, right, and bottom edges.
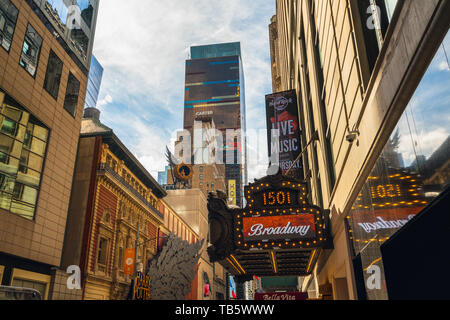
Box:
349, 31, 450, 300
0, 0, 18, 51
11, 279, 46, 299
43, 50, 63, 100
0, 190, 11, 210
63, 72, 80, 116
31, 124, 49, 142
0, 117, 17, 136
0, 133, 22, 159
20, 149, 43, 173
20, 24, 43, 77
1, 104, 23, 122
29, 136, 46, 156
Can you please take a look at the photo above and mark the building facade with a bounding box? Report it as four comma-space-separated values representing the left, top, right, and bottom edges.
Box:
62, 109, 200, 300
270, 0, 449, 299
183, 42, 247, 207
164, 188, 227, 300
84, 54, 103, 109
0, 0, 99, 300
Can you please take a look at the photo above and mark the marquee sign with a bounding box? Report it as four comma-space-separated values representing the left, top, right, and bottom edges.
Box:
235, 173, 327, 250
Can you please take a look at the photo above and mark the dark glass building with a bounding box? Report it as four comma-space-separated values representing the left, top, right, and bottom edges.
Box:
84, 55, 104, 109
184, 42, 247, 207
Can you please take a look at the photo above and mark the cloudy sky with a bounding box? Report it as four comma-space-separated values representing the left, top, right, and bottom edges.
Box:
91, 1, 276, 182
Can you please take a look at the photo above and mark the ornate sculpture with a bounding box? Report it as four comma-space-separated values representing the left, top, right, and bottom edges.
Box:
147, 233, 204, 300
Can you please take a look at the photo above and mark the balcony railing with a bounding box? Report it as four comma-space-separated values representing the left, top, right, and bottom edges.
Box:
98, 163, 164, 220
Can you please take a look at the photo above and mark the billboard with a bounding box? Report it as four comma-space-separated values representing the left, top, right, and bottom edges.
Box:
228, 179, 236, 205
265, 90, 303, 179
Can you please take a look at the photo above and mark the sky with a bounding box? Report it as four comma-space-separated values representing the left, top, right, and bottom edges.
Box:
395, 32, 450, 167
91, 1, 276, 182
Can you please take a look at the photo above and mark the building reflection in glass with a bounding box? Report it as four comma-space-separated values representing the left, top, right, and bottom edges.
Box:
348, 31, 450, 300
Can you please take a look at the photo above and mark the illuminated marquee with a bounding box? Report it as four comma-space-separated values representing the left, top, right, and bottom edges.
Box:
235, 175, 327, 250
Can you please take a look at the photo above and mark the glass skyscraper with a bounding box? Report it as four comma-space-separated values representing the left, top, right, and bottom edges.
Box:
184, 42, 247, 207
84, 55, 104, 109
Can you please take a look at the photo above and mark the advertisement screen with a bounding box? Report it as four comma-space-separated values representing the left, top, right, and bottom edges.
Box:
265, 90, 303, 179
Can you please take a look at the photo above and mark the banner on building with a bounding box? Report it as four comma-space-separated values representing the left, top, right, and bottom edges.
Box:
265, 90, 303, 179
124, 248, 135, 275
228, 179, 236, 205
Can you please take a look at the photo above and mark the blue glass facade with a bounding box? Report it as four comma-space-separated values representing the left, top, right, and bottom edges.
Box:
84, 55, 104, 109
190, 42, 241, 60
184, 42, 247, 207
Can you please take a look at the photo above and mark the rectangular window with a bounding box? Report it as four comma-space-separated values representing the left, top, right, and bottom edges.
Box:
0, 0, 18, 52
0, 97, 49, 220
97, 237, 108, 266
43, 50, 63, 100
63, 73, 80, 117
20, 24, 42, 77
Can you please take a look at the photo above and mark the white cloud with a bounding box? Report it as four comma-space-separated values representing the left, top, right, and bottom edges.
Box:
93, 0, 275, 182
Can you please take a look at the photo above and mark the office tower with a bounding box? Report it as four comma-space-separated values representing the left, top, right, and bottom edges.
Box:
0, 0, 99, 300
84, 55, 104, 109
183, 42, 247, 207
271, 0, 449, 300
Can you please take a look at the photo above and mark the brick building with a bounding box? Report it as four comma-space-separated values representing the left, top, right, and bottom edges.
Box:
62, 108, 201, 300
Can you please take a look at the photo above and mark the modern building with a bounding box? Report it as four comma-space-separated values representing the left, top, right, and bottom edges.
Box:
270, 0, 449, 299
62, 108, 201, 300
184, 42, 247, 207
157, 165, 170, 186
84, 55, 103, 109
0, 0, 99, 300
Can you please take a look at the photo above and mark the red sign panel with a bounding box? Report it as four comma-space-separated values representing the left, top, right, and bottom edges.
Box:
352, 207, 423, 234
255, 292, 308, 300
243, 214, 316, 241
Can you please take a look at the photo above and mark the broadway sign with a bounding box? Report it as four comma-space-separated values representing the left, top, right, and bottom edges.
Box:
243, 215, 316, 241
234, 172, 328, 250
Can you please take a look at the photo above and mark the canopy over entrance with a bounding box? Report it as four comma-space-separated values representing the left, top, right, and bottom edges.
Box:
207, 172, 332, 280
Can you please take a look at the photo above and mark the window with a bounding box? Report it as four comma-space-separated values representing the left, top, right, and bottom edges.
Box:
348, 31, 450, 300
199, 174, 203, 180
63, 73, 80, 117
0, 97, 49, 220
0, 0, 18, 52
97, 237, 108, 266
43, 50, 63, 100
20, 24, 42, 77
199, 166, 204, 172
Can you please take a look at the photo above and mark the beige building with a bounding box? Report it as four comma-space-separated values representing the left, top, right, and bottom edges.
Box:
0, 0, 99, 299
164, 188, 227, 300
270, 0, 449, 299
